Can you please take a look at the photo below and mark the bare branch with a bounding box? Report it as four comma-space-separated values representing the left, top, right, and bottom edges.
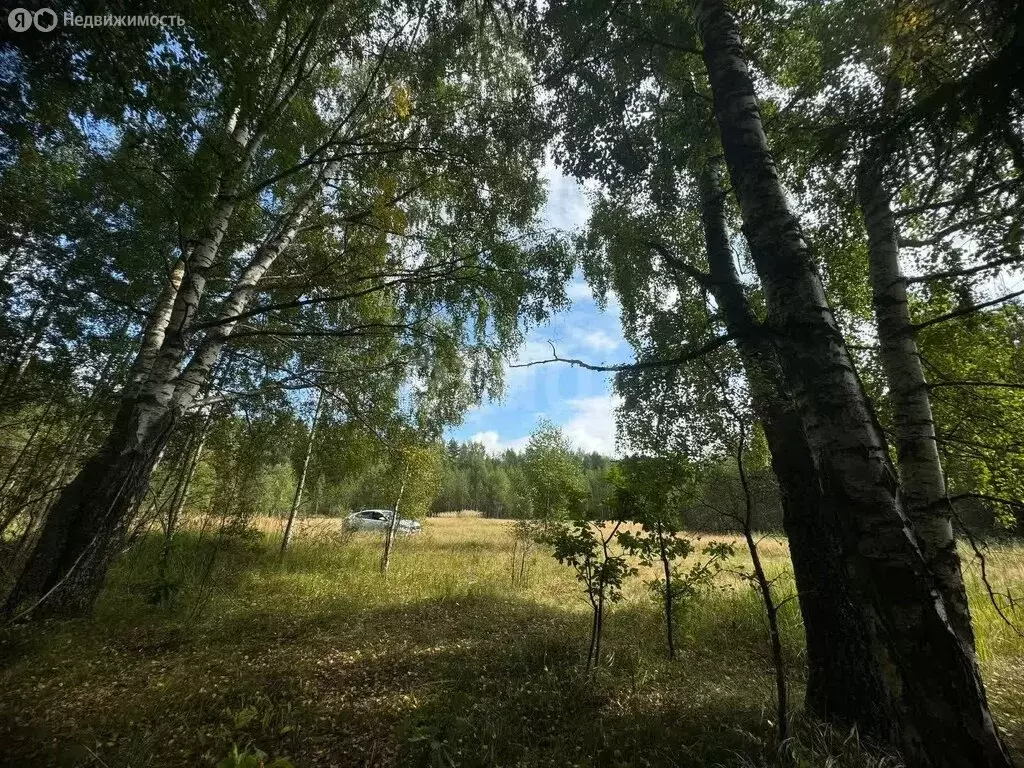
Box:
509, 333, 739, 373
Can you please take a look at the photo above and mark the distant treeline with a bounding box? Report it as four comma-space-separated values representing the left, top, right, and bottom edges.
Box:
429, 441, 614, 519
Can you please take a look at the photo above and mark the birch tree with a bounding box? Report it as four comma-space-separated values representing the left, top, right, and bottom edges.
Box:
3, 0, 571, 618
692, 0, 1010, 762
537, 0, 1017, 761
279, 387, 323, 559
539, 0, 884, 727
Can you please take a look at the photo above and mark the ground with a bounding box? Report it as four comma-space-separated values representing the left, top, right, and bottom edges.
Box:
1, 517, 1022, 767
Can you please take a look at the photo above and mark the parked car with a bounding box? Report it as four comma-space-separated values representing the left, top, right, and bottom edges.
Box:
344, 509, 422, 535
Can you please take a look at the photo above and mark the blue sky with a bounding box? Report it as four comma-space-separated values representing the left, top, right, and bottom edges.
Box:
446, 159, 1024, 458
447, 164, 631, 457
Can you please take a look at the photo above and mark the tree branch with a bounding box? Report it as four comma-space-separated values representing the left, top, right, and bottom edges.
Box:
646, 240, 714, 289
509, 333, 738, 373
905, 255, 1023, 284
911, 288, 1024, 332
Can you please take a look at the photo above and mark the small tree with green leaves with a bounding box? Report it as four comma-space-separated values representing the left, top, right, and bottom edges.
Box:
508, 518, 538, 588
612, 459, 733, 659
537, 519, 636, 670
522, 420, 588, 520
379, 439, 444, 575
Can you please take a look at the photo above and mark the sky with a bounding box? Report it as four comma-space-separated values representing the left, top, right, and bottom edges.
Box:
444, 159, 1024, 459
446, 164, 631, 457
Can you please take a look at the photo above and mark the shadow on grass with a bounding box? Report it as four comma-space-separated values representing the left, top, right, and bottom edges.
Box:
3, 525, 960, 768
6, 526, 1021, 768
0, 579, 800, 768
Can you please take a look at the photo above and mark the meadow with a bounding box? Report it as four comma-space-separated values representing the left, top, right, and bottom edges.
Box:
1, 517, 1021, 768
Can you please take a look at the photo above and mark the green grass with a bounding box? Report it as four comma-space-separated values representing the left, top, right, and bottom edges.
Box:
1, 518, 1022, 767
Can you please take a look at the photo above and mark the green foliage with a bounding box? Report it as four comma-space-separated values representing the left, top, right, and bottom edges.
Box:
508, 518, 544, 588
538, 0, 1024, 549
0, 0, 580, 559
618, 526, 691, 567
431, 439, 614, 519
537, 519, 637, 667
2, 1, 1023, 761
392, 441, 445, 520
217, 743, 294, 768
522, 421, 589, 520
609, 456, 691, 527
918, 306, 1024, 531
432, 441, 532, 518
617, 496, 735, 658
539, 521, 636, 606
652, 540, 735, 607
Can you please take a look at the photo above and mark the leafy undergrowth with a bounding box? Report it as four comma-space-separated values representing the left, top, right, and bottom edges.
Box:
1, 518, 1022, 767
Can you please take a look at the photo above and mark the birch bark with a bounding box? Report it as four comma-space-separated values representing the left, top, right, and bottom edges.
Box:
280, 389, 323, 559
381, 465, 410, 575
696, 165, 890, 729
127, 260, 185, 397
692, 1, 1011, 764
858, 143, 974, 648
2, 142, 330, 619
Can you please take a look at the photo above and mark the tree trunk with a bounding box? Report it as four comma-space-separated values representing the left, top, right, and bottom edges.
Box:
696, 164, 889, 728
656, 522, 676, 660
858, 148, 974, 648
5, 119, 259, 620
3, 396, 174, 619
280, 389, 323, 559
127, 260, 185, 397
159, 411, 211, 578
693, 1, 1012, 765
380, 465, 409, 575
3, 153, 334, 619
586, 585, 599, 670
735, 417, 788, 743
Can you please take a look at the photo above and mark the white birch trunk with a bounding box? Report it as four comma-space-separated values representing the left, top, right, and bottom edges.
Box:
858, 148, 974, 648
128, 260, 185, 396
381, 465, 410, 575
138, 117, 264, 425
280, 389, 323, 559
696, 164, 885, 724
693, 1, 1010, 764
172, 162, 338, 414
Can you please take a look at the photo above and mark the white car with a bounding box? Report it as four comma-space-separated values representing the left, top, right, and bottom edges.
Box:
344, 509, 422, 535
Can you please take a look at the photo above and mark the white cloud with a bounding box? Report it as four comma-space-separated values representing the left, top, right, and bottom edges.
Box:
569, 328, 620, 353
469, 430, 531, 456
541, 161, 590, 231
562, 395, 622, 457
467, 397, 621, 457
566, 280, 595, 303
512, 337, 553, 363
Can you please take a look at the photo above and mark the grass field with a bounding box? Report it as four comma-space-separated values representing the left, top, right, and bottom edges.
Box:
1, 517, 1022, 767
